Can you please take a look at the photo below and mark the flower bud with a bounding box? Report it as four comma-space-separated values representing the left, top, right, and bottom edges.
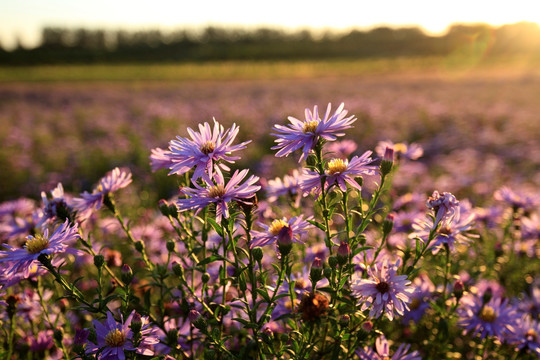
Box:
202, 272, 211, 284
166, 329, 179, 347
453, 279, 464, 300
53, 328, 64, 343
310, 257, 323, 285
328, 256, 338, 269
339, 314, 350, 327
277, 225, 293, 257
134, 240, 145, 253
380, 146, 394, 175
166, 240, 176, 253
72, 328, 89, 355
168, 204, 178, 219
252, 247, 263, 263
130, 312, 142, 334
93, 254, 105, 269
189, 309, 207, 330
158, 199, 170, 216
361, 320, 373, 332
323, 267, 332, 280
172, 261, 185, 282
121, 264, 134, 284
383, 213, 395, 236
336, 242, 350, 266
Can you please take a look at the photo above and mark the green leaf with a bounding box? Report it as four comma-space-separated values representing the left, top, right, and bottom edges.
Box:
307, 219, 326, 231
198, 254, 226, 266
207, 218, 224, 237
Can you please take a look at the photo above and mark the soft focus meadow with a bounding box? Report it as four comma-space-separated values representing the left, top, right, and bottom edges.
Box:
0, 67, 540, 359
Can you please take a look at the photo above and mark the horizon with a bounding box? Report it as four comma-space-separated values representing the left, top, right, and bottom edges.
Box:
2, 0, 540, 50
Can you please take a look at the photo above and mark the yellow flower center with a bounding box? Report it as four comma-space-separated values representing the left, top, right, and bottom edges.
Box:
393, 143, 408, 154
25, 235, 50, 254
479, 306, 497, 323
302, 120, 319, 134
207, 185, 226, 198
410, 297, 421, 310
526, 329, 537, 341
269, 219, 289, 236
327, 158, 348, 175
104, 329, 126, 347
200, 141, 215, 155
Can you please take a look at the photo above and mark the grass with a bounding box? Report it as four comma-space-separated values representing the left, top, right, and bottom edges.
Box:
1, 55, 539, 82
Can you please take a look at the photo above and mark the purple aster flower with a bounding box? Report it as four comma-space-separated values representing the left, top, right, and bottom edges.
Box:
272, 103, 356, 162
38, 182, 73, 227
301, 151, 377, 197
72, 167, 132, 220
167, 119, 250, 181
87, 311, 136, 360
375, 140, 424, 161
356, 335, 421, 360
0, 220, 81, 277
176, 169, 260, 222
509, 315, 540, 356
351, 258, 414, 321
250, 215, 313, 248
402, 274, 435, 324
521, 213, 540, 240
325, 139, 358, 159
494, 186, 538, 212
457, 294, 519, 341
426, 191, 460, 229
149, 147, 174, 172
264, 169, 303, 207
411, 201, 477, 254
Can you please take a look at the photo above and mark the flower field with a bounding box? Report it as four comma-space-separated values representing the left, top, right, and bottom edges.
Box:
0, 65, 539, 359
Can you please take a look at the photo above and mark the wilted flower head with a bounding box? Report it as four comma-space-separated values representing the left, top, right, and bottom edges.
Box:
167, 119, 250, 182
176, 169, 260, 222
0, 220, 81, 277
73, 167, 132, 220
352, 258, 414, 321
272, 103, 356, 162
426, 191, 460, 228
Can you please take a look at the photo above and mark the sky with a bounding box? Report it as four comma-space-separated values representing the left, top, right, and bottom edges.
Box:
2, 0, 540, 49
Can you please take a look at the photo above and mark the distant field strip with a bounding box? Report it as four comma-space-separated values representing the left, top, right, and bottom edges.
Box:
1, 56, 537, 82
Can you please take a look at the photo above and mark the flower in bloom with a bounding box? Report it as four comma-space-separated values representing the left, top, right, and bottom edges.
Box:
272, 103, 356, 162
301, 151, 378, 197
265, 169, 303, 207
351, 258, 414, 321
325, 139, 358, 159
494, 186, 538, 212
72, 167, 132, 220
38, 183, 73, 227
176, 169, 260, 222
250, 215, 313, 248
509, 315, 540, 356
411, 201, 477, 254
149, 147, 174, 172
375, 140, 424, 161
356, 335, 421, 360
426, 191, 460, 229
0, 220, 81, 277
167, 119, 250, 181
402, 274, 435, 324
87, 311, 159, 359
457, 294, 519, 341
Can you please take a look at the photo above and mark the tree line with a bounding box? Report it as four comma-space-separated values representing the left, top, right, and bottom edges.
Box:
1, 22, 539, 65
